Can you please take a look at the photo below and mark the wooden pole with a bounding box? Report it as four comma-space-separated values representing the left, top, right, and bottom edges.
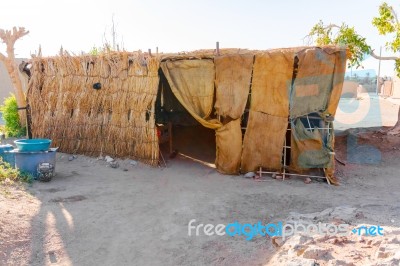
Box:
376, 46, 382, 95
216, 41, 220, 56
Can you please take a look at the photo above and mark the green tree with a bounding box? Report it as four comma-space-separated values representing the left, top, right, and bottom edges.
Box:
307, 2, 400, 135
0, 94, 26, 137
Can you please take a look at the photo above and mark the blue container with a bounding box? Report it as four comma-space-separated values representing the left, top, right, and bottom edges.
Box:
0, 144, 15, 167
14, 139, 52, 152
13, 148, 57, 178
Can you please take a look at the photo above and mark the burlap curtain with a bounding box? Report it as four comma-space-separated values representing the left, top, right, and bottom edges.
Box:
290, 47, 347, 118
214, 54, 253, 174
241, 51, 294, 172
289, 47, 346, 184
250, 51, 294, 117
160, 60, 221, 130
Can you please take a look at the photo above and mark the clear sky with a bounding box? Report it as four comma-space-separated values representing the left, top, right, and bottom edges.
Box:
1, 0, 398, 75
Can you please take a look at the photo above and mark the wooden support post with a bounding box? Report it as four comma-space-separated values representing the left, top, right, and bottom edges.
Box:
216, 41, 220, 56
148, 49, 152, 56
168, 122, 173, 154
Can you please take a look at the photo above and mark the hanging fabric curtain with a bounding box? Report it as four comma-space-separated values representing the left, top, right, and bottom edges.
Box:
241, 51, 294, 172
160, 59, 221, 130
290, 47, 347, 119
214, 54, 253, 174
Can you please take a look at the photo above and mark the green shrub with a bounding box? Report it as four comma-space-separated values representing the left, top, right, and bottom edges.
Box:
0, 158, 33, 184
0, 94, 26, 137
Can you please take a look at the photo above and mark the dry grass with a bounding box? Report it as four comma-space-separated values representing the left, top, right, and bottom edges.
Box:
27, 51, 160, 165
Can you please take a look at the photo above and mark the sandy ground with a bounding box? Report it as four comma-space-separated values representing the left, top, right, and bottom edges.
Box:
1, 95, 400, 266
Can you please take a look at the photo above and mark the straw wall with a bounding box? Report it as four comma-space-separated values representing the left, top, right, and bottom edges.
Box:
27, 52, 160, 165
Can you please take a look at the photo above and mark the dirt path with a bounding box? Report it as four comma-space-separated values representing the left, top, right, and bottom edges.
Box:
1, 127, 400, 266
1, 95, 400, 266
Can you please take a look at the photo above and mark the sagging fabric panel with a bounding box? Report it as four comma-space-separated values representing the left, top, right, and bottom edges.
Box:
251, 51, 294, 117
241, 111, 288, 172
160, 60, 221, 130
214, 54, 253, 119
214, 54, 254, 174
290, 118, 333, 170
215, 119, 242, 174
290, 47, 346, 118
325, 49, 347, 116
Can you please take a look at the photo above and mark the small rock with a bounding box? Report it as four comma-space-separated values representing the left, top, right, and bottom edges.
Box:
105, 156, 114, 163
304, 177, 312, 184
97, 156, 104, 160
355, 212, 365, 219
123, 168, 128, 172
68, 156, 74, 161
303, 247, 332, 260
271, 236, 284, 248
244, 172, 255, 178
391, 219, 395, 223
109, 161, 119, 168
130, 160, 138, 166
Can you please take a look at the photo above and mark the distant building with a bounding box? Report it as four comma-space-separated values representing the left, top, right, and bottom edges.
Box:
391, 75, 400, 98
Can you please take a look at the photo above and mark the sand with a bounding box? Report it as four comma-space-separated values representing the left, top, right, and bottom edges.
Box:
0, 94, 400, 266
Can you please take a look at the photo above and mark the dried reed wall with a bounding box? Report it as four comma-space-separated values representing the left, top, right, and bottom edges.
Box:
27, 52, 160, 165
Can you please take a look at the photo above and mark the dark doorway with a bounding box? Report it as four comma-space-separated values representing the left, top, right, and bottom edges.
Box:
155, 69, 216, 165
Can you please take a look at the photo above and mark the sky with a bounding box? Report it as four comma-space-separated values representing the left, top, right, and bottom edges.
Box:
1, 0, 399, 75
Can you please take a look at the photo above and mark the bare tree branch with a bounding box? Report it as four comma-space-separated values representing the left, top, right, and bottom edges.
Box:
323, 24, 341, 30
371, 49, 400, 60
389, 6, 399, 25
0, 27, 29, 47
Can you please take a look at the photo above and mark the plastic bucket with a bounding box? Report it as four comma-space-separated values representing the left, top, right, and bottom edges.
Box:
0, 144, 15, 167
14, 139, 52, 152
13, 148, 57, 178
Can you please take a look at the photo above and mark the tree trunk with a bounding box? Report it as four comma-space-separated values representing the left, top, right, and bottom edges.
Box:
388, 106, 400, 135
0, 27, 29, 128
1, 57, 27, 127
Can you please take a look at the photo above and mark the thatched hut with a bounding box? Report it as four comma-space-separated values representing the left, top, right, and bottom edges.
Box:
27, 46, 347, 183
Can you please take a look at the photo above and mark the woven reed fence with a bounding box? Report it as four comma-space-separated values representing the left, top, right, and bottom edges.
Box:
27, 52, 160, 165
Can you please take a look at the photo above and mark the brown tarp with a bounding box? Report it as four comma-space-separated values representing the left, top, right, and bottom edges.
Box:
240, 51, 294, 173
251, 51, 294, 117
291, 47, 347, 118
289, 48, 346, 184
214, 54, 254, 174
290, 118, 332, 170
215, 119, 243, 173
241, 111, 288, 172
325, 48, 347, 116
214, 54, 253, 119
160, 60, 221, 130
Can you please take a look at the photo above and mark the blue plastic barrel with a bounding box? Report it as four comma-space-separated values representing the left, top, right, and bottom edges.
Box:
13, 149, 57, 178
0, 144, 15, 167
